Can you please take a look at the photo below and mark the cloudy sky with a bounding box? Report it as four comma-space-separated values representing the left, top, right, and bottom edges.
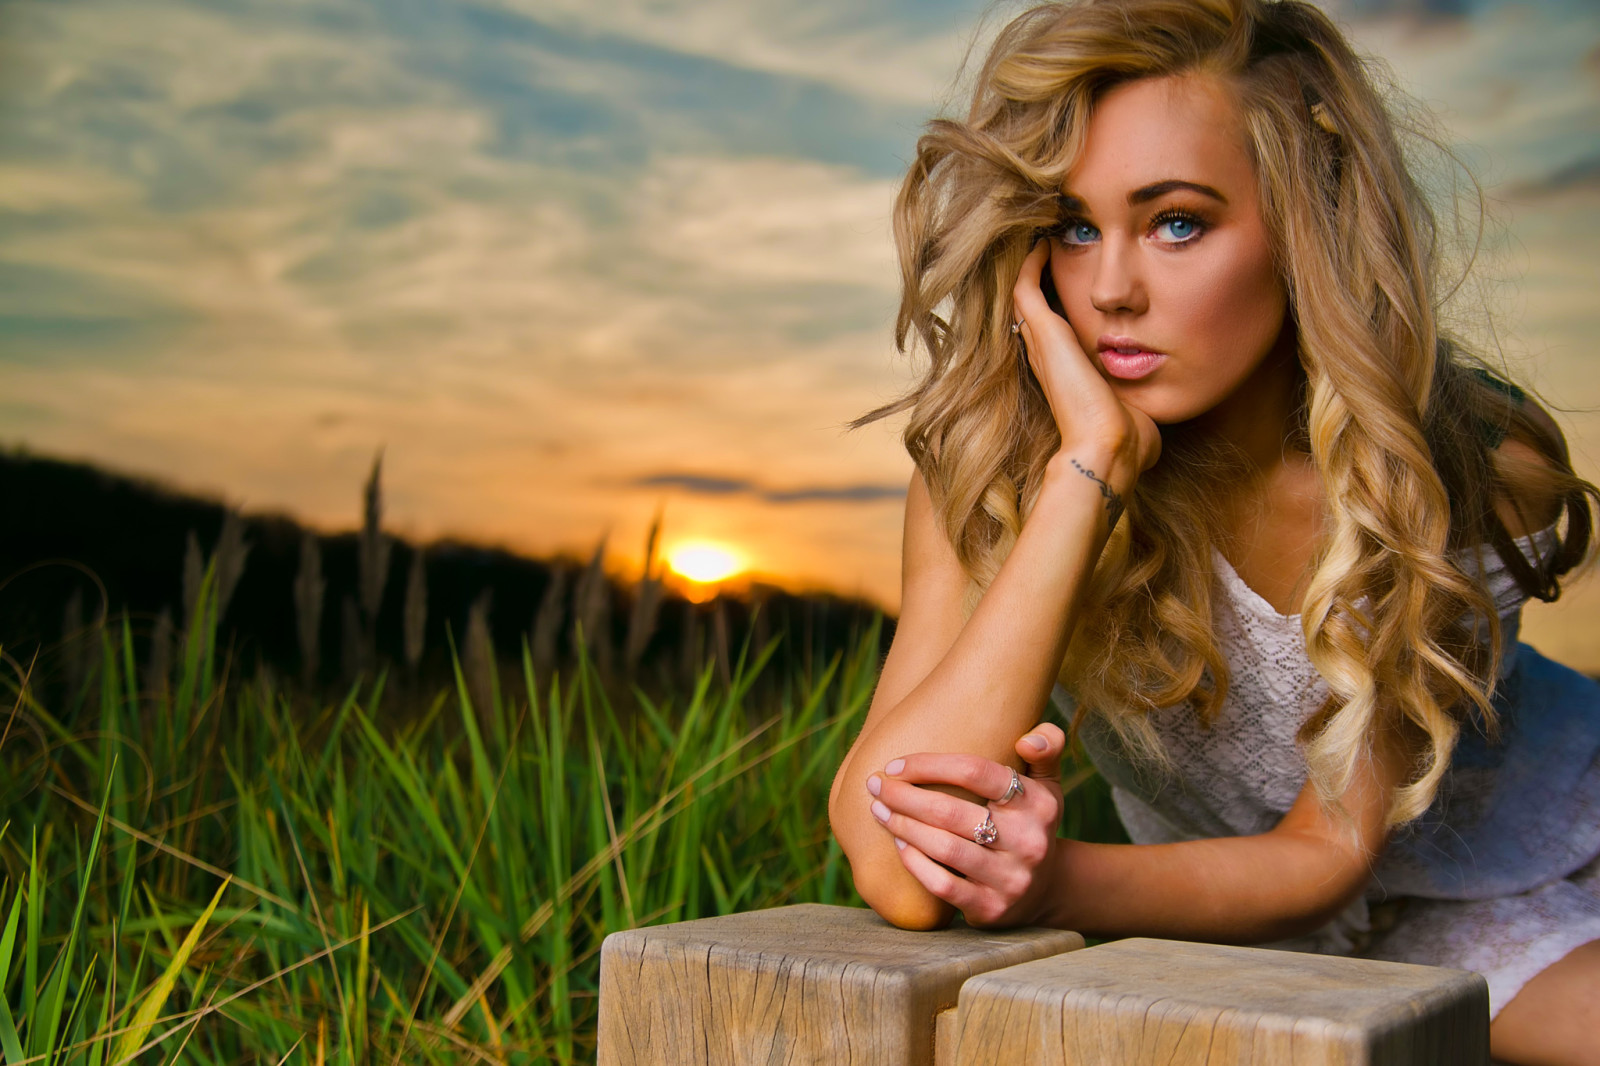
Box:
3, 0, 1598, 662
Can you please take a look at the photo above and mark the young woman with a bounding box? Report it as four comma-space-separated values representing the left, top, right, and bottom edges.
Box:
827, 1, 1600, 1062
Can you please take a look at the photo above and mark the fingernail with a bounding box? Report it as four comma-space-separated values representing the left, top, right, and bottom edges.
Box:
871, 800, 890, 823
1024, 734, 1047, 752
866, 774, 882, 797
885, 758, 905, 776
894, 838, 906, 850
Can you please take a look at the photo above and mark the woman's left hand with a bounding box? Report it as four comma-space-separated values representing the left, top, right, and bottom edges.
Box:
865, 723, 1069, 928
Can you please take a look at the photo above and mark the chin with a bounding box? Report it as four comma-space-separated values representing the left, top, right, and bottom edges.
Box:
1113, 388, 1196, 427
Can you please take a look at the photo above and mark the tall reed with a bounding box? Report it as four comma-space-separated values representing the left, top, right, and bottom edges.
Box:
1, 562, 888, 1063
295, 531, 326, 686
357, 453, 392, 676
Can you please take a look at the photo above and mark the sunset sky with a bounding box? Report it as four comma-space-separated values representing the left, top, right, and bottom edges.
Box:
4, 0, 1599, 665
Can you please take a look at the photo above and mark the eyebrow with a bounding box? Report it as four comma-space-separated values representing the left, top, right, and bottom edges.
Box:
1129, 179, 1228, 206
1058, 179, 1230, 213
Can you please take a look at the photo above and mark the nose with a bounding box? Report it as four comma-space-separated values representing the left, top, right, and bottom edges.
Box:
1090, 237, 1146, 316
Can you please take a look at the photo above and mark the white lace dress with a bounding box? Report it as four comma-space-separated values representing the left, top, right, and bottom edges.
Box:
1065, 532, 1600, 1019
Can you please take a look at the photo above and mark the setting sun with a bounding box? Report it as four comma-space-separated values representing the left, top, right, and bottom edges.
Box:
667, 541, 745, 585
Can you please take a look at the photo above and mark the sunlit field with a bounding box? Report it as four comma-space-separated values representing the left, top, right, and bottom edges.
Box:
1, 563, 1123, 1064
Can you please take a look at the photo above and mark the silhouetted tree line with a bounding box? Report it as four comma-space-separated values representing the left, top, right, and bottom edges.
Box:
0, 447, 893, 713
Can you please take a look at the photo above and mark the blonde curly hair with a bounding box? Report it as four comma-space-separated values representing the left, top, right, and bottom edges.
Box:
858, 0, 1599, 826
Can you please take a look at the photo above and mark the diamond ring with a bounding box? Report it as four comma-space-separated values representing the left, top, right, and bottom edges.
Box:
972, 811, 999, 846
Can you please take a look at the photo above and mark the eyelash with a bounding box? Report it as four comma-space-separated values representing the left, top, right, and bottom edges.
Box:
1049, 209, 1210, 247
1148, 209, 1208, 245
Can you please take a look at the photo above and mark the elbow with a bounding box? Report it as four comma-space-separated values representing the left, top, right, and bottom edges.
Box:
828, 785, 956, 931
858, 876, 957, 931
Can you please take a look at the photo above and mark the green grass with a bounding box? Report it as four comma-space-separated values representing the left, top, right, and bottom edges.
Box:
0, 566, 1123, 1063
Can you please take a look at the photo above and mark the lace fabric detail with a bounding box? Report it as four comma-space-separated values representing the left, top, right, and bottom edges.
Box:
1118, 526, 1559, 839
1070, 525, 1600, 1018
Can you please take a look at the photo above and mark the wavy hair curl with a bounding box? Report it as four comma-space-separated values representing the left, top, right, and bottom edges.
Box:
858, 0, 1599, 826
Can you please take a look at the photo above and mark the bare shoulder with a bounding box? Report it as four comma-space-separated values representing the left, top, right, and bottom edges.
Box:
1491, 403, 1566, 537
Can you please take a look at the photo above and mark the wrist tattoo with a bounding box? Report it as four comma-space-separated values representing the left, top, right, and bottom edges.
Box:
1069, 458, 1124, 528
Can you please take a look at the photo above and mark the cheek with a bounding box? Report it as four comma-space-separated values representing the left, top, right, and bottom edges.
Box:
1169, 247, 1285, 353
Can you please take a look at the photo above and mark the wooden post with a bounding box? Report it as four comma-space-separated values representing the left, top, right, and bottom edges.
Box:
951, 937, 1489, 1065
598, 903, 1083, 1066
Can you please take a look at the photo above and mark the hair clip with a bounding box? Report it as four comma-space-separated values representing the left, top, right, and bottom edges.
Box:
1310, 101, 1338, 136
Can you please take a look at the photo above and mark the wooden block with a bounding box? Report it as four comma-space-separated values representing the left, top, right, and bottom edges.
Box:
598, 903, 1084, 1066
954, 937, 1488, 1066
935, 1008, 959, 1064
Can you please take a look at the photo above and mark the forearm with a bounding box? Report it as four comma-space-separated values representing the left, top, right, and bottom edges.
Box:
1043, 829, 1374, 943
831, 453, 1121, 926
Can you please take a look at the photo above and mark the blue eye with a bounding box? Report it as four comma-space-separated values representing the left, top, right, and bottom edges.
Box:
1059, 221, 1099, 245
1153, 214, 1201, 243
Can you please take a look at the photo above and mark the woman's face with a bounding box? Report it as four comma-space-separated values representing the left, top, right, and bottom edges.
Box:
1047, 74, 1293, 433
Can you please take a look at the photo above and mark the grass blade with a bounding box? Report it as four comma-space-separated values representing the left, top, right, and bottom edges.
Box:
111, 877, 230, 1065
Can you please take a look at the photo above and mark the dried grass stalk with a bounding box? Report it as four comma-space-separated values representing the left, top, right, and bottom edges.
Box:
573, 535, 612, 673
358, 453, 392, 631
403, 547, 427, 672
624, 511, 665, 673
182, 530, 203, 628
360, 451, 393, 672
531, 565, 569, 683
144, 606, 173, 700
294, 531, 325, 685
464, 589, 494, 719
212, 509, 252, 622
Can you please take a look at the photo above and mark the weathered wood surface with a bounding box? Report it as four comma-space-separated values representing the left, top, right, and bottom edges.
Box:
953, 937, 1489, 1066
598, 903, 1084, 1066
935, 1008, 959, 1065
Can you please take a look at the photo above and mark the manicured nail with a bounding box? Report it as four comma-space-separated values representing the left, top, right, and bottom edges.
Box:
1024, 734, 1047, 752
885, 758, 905, 776
871, 800, 890, 823
866, 774, 882, 797
894, 838, 906, 850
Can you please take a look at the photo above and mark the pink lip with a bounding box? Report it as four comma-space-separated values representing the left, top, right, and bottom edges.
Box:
1096, 336, 1165, 381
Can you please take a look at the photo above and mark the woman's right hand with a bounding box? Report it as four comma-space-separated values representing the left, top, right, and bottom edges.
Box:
1013, 239, 1161, 492
868, 723, 1075, 929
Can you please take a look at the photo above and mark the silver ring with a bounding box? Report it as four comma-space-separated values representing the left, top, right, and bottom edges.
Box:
996, 769, 1023, 806
1010, 320, 1022, 334
972, 811, 999, 847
